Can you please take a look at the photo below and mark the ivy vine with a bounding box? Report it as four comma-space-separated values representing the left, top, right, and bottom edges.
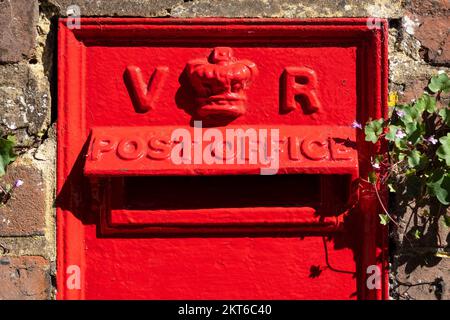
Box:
363, 72, 450, 232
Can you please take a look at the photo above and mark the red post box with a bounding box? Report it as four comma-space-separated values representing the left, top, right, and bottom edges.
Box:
57, 18, 388, 299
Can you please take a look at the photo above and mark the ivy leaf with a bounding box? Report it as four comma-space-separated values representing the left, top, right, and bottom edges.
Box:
438, 107, 450, 127
436, 133, 450, 166
365, 119, 384, 143
0, 135, 17, 177
427, 170, 450, 205
407, 150, 421, 168
406, 122, 424, 145
423, 94, 436, 113
414, 96, 426, 114
414, 230, 422, 239
414, 229, 422, 239
404, 121, 417, 134
399, 105, 420, 124
379, 214, 390, 226
416, 94, 436, 113
428, 73, 450, 93
388, 183, 396, 193
386, 125, 399, 141
408, 150, 428, 170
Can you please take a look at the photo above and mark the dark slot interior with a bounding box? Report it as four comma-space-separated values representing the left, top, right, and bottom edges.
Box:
114, 174, 351, 211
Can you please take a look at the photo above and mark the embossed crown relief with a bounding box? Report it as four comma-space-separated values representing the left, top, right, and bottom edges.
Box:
123, 46, 321, 123
184, 47, 258, 122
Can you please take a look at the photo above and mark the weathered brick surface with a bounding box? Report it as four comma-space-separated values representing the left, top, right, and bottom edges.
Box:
0, 0, 38, 63
45, 0, 403, 18
402, 1, 450, 65
405, 0, 450, 16
0, 162, 46, 236
398, 76, 430, 104
0, 256, 51, 299
171, 0, 403, 18
414, 16, 450, 65
0, 63, 51, 147
46, 0, 181, 16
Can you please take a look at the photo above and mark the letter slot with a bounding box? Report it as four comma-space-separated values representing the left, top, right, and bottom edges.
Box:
84, 125, 358, 235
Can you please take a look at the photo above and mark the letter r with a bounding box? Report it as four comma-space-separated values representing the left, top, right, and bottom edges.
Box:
281, 66, 321, 114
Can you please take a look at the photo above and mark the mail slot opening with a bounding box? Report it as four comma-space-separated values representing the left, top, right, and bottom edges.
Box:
109, 174, 352, 212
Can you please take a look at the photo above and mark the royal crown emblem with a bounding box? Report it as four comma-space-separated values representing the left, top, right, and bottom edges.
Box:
184, 47, 258, 121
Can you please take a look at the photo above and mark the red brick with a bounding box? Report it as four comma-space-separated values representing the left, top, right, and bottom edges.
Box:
414, 17, 450, 64
0, 256, 51, 300
398, 76, 429, 104
406, 0, 450, 16
0, 163, 46, 236
0, 0, 38, 62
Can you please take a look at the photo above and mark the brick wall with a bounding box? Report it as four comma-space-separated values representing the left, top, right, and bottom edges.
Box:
0, 0, 448, 299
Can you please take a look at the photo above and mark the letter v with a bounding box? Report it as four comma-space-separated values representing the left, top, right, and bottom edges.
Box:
124, 65, 169, 113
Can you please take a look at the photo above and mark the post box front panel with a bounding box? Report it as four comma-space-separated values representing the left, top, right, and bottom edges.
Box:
57, 19, 388, 299
86, 47, 357, 126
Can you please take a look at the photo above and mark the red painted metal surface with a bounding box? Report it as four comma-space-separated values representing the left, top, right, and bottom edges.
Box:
85, 125, 358, 175
57, 18, 388, 300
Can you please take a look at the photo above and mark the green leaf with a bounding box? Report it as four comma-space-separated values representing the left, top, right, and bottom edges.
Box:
0, 136, 17, 177
398, 153, 406, 161
424, 94, 437, 113
368, 171, 378, 184
407, 150, 428, 169
427, 170, 450, 205
386, 125, 399, 141
428, 73, 450, 93
406, 122, 424, 145
394, 139, 409, 151
438, 107, 450, 127
436, 133, 450, 166
414, 229, 422, 239
7, 135, 16, 144
364, 119, 384, 143
407, 150, 421, 168
404, 121, 417, 135
379, 214, 390, 226
414, 96, 426, 114
399, 105, 420, 124
417, 94, 436, 113
388, 183, 396, 193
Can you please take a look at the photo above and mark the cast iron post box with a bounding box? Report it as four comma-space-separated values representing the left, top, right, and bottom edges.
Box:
57, 19, 388, 299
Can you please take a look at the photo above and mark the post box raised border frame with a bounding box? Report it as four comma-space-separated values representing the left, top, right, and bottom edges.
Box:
57, 18, 388, 300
